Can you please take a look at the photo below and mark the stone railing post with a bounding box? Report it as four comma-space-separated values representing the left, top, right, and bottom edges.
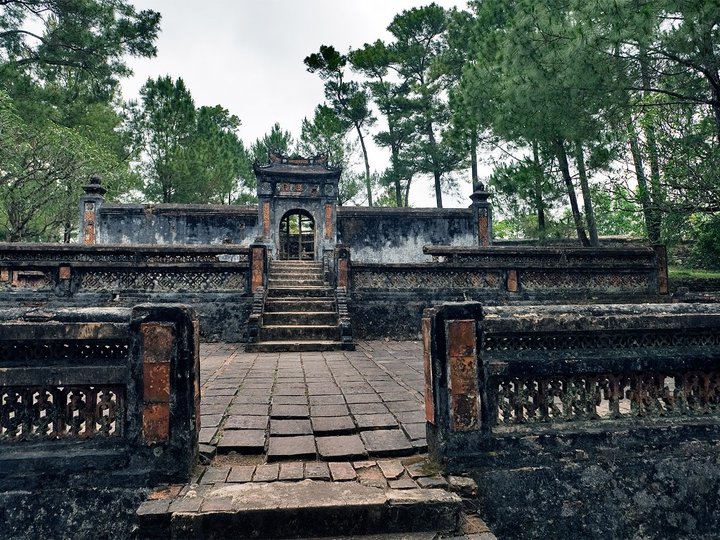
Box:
470, 184, 493, 247
129, 304, 200, 480
78, 175, 106, 245
335, 244, 350, 288
424, 302, 483, 462
250, 240, 267, 293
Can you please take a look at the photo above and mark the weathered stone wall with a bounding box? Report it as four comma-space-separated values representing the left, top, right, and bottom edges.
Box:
423, 302, 720, 539
94, 203, 479, 262
97, 203, 260, 245
337, 207, 476, 262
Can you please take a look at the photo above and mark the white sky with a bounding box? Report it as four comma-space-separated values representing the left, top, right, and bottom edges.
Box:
120, 0, 475, 207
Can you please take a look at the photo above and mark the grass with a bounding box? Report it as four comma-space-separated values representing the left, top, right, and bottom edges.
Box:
668, 266, 720, 280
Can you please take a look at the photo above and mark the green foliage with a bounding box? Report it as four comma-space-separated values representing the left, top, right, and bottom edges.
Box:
305, 44, 376, 205
0, 91, 138, 241
591, 185, 645, 237
297, 105, 362, 205
0, 0, 159, 240
251, 123, 295, 165
689, 215, 720, 270
128, 76, 253, 204
386, 3, 462, 208
350, 40, 417, 206
130, 76, 195, 202
0, 0, 160, 98
488, 154, 564, 235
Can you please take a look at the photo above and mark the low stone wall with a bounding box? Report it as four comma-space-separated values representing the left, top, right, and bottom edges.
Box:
337, 207, 476, 262
98, 203, 260, 245
0, 243, 255, 341
424, 302, 720, 539
0, 304, 199, 538
349, 245, 668, 339
92, 203, 480, 263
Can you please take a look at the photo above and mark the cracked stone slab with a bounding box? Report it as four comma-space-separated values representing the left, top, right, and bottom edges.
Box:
267, 435, 317, 461
360, 429, 413, 457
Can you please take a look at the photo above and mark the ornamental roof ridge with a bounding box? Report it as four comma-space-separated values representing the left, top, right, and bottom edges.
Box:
252, 152, 342, 176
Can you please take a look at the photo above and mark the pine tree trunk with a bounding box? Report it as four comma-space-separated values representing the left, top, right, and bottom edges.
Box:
470, 129, 479, 189
532, 141, 546, 237
574, 142, 599, 247
427, 121, 443, 208
554, 139, 589, 246
391, 148, 402, 207
639, 48, 664, 237
356, 125, 373, 207
628, 123, 661, 243
433, 170, 443, 208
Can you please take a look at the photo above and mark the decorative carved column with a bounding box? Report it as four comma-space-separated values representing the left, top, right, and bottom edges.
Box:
78, 175, 106, 244
470, 183, 493, 247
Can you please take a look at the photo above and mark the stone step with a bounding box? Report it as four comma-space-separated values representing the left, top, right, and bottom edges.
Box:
264, 299, 337, 313
260, 324, 340, 341
263, 311, 338, 326
246, 340, 355, 352
136, 480, 462, 538
268, 270, 323, 279
267, 278, 326, 288
270, 262, 323, 270
267, 287, 334, 298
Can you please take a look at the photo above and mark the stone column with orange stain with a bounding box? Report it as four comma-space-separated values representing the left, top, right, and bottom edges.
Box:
78, 175, 106, 245
422, 311, 435, 425
129, 305, 200, 480
470, 185, 493, 247
250, 243, 267, 292
446, 318, 480, 431
335, 245, 350, 288
140, 322, 175, 444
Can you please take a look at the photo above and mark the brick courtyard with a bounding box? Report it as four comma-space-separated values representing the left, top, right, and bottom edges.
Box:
198, 341, 427, 462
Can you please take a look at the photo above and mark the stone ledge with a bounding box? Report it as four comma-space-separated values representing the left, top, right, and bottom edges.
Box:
138, 480, 462, 538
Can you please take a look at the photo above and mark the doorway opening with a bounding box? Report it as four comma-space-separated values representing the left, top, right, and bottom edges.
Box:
279, 210, 315, 260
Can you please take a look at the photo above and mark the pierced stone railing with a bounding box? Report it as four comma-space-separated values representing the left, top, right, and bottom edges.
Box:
0, 243, 251, 295
0, 304, 200, 489
422, 244, 668, 296
347, 244, 669, 339
424, 302, 720, 464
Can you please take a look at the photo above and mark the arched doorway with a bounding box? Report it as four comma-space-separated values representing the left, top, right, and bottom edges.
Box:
279, 210, 315, 260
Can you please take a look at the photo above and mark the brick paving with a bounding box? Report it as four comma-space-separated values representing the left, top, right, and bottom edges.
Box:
140, 340, 497, 539
199, 340, 427, 461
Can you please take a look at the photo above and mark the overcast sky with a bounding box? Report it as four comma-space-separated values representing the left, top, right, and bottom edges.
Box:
120, 0, 474, 207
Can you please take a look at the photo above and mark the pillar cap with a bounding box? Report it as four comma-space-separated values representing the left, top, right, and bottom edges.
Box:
470, 185, 491, 204
82, 175, 107, 196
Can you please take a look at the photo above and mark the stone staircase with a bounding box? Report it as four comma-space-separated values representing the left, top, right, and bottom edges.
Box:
247, 260, 354, 352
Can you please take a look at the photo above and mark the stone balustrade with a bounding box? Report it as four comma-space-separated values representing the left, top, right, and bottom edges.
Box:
422, 301, 720, 538
0, 304, 200, 490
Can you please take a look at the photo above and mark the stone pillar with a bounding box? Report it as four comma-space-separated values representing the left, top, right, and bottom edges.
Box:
78, 175, 106, 244
335, 245, 350, 289
130, 305, 200, 479
470, 183, 493, 247
250, 241, 267, 293
140, 322, 174, 444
